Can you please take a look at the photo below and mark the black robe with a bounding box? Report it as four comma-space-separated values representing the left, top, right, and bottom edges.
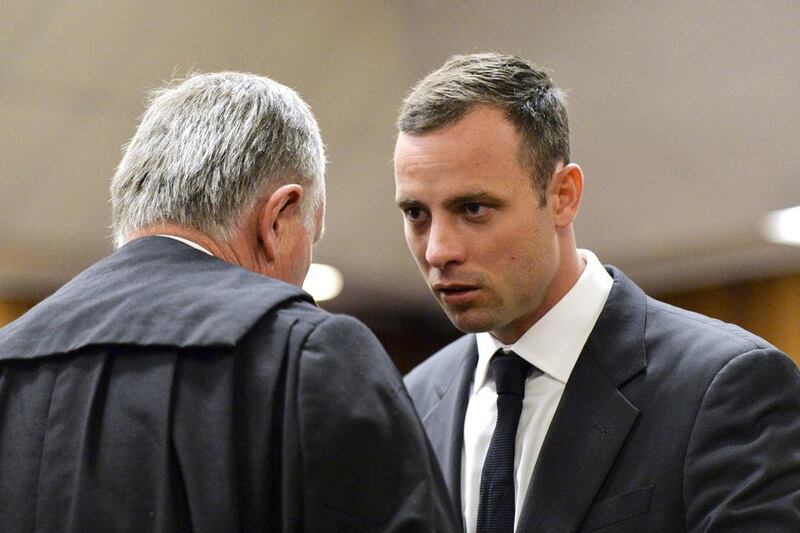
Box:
0, 236, 457, 532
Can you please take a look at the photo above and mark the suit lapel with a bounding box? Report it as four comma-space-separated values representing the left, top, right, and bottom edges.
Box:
517, 351, 640, 532
420, 338, 477, 533
517, 267, 648, 532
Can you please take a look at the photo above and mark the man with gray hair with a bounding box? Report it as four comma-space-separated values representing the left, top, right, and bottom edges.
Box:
395, 53, 800, 532
0, 72, 457, 532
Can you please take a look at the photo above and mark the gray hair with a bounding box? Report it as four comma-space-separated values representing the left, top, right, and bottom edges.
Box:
110, 71, 325, 247
398, 52, 569, 205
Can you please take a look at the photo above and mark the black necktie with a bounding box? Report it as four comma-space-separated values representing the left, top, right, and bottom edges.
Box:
477, 350, 533, 533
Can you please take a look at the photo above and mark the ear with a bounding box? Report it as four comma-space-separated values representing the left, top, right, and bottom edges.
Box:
256, 184, 305, 262
549, 163, 583, 228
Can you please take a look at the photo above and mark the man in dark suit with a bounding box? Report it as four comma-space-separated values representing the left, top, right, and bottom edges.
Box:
0, 72, 457, 532
394, 53, 800, 532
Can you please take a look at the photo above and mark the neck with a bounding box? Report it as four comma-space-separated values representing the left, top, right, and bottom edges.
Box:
125, 224, 265, 273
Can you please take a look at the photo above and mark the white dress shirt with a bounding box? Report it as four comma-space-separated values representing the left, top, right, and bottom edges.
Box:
461, 249, 613, 532
156, 234, 214, 256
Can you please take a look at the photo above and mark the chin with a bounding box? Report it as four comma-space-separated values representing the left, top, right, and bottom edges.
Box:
444, 309, 497, 334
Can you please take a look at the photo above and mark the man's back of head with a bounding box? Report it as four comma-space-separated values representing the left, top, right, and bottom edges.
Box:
111, 71, 326, 249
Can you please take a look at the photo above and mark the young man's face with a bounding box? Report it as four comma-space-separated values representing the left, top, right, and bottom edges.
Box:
394, 105, 562, 344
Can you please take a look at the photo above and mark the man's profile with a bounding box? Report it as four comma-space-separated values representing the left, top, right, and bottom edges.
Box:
394, 53, 800, 532
0, 72, 457, 532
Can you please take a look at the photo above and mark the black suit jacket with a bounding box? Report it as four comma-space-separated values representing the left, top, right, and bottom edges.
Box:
0, 236, 458, 532
405, 266, 800, 532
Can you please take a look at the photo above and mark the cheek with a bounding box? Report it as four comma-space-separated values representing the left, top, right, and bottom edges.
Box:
484, 232, 534, 281
412, 245, 429, 269
295, 236, 313, 284
405, 231, 428, 264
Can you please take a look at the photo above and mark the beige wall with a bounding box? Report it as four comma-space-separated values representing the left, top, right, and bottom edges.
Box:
659, 274, 800, 366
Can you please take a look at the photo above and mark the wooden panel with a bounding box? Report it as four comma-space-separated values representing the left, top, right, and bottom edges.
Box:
0, 299, 35, 327
659, 274, 800, 365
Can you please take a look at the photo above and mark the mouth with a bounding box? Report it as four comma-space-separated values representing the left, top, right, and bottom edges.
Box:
432, 283, 480, 305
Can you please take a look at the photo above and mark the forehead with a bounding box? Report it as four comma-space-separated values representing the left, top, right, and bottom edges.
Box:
394, 106, 528, 199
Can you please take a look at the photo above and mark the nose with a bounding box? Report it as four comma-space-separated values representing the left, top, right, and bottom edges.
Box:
424, 218, 465, 269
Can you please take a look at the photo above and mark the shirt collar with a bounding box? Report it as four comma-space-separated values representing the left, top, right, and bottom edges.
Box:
473, 249, 613, 392
156, 234, 214, 256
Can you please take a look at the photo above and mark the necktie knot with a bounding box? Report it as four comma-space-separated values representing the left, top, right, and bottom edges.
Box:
491, 350, 532, 396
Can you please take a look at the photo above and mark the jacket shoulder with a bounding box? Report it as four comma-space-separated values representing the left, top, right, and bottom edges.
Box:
633, 296, 799, 406
0, 237, 313, 360
250, 302, 405, 392
646, 297, 776, 356
404, 334, 474, 408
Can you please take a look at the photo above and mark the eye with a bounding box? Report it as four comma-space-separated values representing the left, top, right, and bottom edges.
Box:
403, 206, 429, 222
464, 203, 489, 217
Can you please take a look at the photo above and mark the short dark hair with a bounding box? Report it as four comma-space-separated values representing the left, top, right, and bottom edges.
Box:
398, 53, 570, 205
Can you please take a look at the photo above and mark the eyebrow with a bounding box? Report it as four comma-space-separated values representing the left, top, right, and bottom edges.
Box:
396, 197, 422, 210
442, 192, 500, 209
396, 191, 502, 210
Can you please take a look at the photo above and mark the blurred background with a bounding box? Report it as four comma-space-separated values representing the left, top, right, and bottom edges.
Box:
2, 1, 799, 371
